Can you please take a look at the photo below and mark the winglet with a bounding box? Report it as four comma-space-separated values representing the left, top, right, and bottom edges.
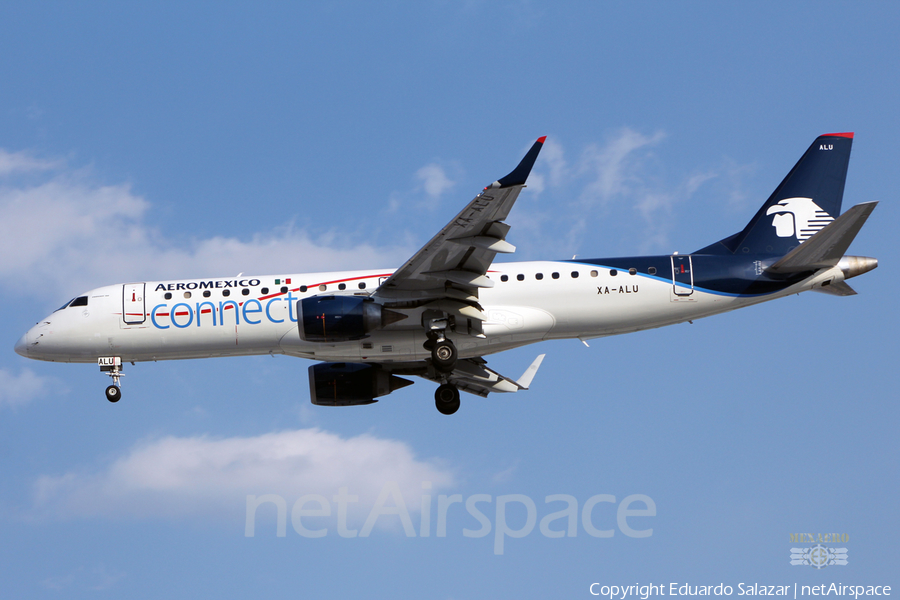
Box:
489, 136, 546, 189
515, 354, 545, 389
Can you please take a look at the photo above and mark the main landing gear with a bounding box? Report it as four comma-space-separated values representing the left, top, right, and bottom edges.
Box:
424, 325, 458, 373
426, 333, 460, 415
432, 339, 457, 372
99, 357, 123, 403
434, 383, 460, 415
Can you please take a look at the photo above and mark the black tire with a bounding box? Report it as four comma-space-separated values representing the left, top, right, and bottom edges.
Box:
105, 385, 121, 403
434, 384, 460, 415
431, 339, 457, 372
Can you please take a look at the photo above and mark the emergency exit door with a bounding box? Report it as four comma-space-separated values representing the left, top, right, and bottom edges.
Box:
670, 255, 694, 296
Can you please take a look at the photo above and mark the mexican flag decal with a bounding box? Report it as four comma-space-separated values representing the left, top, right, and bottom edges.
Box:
275, 278, 292, 286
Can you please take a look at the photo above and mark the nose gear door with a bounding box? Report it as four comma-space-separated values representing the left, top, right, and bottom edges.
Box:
122, 283, 146, 324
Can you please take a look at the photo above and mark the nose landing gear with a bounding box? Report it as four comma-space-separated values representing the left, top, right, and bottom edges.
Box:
99, 357, 123, 403
105, 385, 121, 403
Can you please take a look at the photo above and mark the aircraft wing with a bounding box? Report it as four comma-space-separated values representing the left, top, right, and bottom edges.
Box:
374, 137, 546, 313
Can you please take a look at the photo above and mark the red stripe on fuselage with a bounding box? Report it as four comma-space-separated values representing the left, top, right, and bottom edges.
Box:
148, 272, 396, 317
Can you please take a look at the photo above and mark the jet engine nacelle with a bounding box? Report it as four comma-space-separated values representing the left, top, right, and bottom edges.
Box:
308, 362, 413, 406
298, 295, 406, 342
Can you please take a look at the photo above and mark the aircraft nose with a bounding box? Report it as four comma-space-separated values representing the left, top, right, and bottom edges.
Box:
14, 332, 29, 357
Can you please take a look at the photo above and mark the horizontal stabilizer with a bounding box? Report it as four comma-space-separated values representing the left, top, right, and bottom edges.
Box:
767, 202, 877, 274
812, 280, 857, 296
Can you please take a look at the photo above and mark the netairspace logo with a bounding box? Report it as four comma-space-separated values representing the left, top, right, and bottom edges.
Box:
244, 482, 656, 555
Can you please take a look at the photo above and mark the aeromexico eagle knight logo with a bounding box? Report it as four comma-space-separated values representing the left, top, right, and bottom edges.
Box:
766, 197, 834, 243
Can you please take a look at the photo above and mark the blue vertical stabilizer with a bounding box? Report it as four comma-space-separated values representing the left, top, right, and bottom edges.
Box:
699, 133, 854, 256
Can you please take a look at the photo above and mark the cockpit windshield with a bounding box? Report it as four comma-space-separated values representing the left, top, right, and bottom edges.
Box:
54, 296, 89, 312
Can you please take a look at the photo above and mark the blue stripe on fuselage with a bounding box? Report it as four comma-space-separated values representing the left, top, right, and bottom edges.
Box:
567, 255, 812, 297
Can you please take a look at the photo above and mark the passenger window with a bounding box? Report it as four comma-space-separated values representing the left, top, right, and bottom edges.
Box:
629, 268, 637, 275
299, 285, 308, 293
164, 292, 172, 300
648, 267, 657, 275
261, 287, 269, 294
338, 283, 346, 290
571, 271, 579, 278
319, 285, 327, 291
358, 282, 366, 289
552, 272, 559, 279
610, 269, 618, 276
69, 296, 89, 307
241, 288, 249, 296
184, 291, 192, 299
536, 273, 543, 280
501, 275, 509, 282
281, 286, 289, 293
517, 274, 525, 281
590, 270, 598, 277
203, 290, 211, 298
223, 289, 231, 297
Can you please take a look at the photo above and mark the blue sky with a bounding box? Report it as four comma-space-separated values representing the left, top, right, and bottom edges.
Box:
1, 2, 897, 597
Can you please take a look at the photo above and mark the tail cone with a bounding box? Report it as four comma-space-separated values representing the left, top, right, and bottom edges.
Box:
839, 256, 878, 279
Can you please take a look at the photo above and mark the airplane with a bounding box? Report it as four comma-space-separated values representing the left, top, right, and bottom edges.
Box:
14, 133, 878, 415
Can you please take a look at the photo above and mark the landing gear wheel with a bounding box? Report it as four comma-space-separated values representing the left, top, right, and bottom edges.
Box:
434, 384, 460, 415
431, 339, 457, 372
105, 385, 121, 403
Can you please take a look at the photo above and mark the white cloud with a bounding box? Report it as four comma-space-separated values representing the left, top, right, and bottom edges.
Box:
539, 137, 567, 187
578, 128, 666, 205
491, 460, 519, 484
0, 151, 415, 302
0, 368, 52, 409
511, 130, 742, 256
32, 428, 455, 521
39, 564, 126, 592
415, 163, 454, 200
0, 149, 62, 176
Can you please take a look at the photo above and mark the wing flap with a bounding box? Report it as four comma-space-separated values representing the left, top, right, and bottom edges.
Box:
448, 235, 516, 253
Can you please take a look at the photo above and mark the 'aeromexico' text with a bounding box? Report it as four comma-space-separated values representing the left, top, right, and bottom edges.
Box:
154, 279, 261, 292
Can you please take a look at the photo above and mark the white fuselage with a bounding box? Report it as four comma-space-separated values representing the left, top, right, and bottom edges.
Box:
16, 260, 843, 365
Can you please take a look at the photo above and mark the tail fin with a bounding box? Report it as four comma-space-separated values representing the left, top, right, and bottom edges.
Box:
699, 133, 854, 256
